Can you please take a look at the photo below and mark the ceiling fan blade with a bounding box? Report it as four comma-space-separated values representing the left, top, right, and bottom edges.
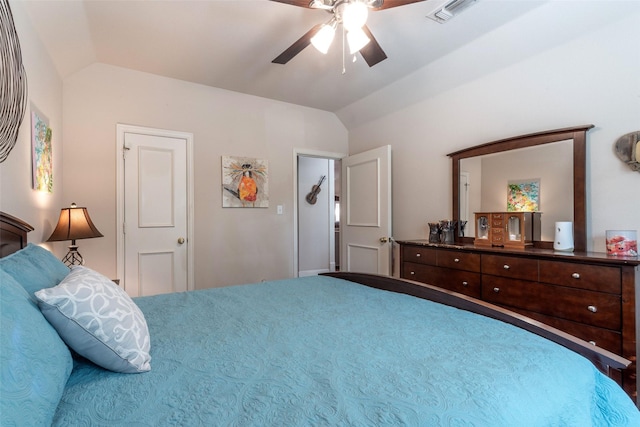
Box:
373, 0, 425, 11
269, 0, 316, 9
272, 24, 323, 65
270, 0, 426, 10
359, 25, 387, 67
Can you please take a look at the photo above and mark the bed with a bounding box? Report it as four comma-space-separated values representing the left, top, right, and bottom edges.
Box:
1, 211, 639, 426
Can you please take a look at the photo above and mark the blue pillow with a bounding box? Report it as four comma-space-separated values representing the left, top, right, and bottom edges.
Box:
0, 269, 73, 425
0, 243, 69, 300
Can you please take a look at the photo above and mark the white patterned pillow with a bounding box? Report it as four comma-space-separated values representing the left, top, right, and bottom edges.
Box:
35, 266, 151, 373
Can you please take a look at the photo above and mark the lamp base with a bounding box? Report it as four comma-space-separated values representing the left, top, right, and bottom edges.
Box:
62, 245, 84, 266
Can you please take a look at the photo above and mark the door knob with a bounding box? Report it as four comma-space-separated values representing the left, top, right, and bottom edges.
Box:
177, 237, 185, 245
379, 237, 388, 243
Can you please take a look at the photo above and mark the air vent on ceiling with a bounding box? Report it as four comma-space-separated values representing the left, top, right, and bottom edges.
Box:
426, 0, 477, 23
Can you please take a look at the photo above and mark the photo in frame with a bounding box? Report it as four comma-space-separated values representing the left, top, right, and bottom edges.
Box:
31, 107, 53, 193
222, 156, 269, 208
507, 179, 539, 212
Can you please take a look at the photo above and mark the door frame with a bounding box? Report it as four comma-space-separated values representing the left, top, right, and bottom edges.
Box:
116, 124, 195, 292
293, 148, 346, 278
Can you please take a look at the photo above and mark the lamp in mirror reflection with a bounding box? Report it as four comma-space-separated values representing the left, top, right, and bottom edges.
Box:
47, 203, 103, 266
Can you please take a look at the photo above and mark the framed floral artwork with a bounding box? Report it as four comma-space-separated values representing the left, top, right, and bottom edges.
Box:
507, 179, 539, 212
222, 156, 269, 208
31, 107, 53, 193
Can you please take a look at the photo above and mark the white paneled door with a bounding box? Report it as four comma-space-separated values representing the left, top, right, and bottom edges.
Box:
341, 145, 392, 275
117, 125, 193, 297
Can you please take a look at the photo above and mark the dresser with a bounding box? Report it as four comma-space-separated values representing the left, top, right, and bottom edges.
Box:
398, 240, 640, 402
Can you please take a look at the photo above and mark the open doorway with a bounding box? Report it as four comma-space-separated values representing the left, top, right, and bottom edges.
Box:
334, 159, 341, 271
296, 154, 342, 277
294, 146, 392, 277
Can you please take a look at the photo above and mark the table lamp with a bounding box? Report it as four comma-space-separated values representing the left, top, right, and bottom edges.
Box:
47, 203, 103, 266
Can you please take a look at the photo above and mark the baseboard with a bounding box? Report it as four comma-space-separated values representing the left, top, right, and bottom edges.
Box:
298, 268, 331, 277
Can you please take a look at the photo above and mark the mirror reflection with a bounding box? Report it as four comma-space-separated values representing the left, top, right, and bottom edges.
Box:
459, 140, 573, 241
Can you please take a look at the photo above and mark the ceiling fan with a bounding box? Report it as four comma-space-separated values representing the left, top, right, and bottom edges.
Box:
271, 0, 426, 67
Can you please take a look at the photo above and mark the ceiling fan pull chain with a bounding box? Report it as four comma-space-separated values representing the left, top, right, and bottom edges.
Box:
341, 25, 346, 74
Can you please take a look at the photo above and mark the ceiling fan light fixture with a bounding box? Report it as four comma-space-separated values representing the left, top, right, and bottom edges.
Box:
342, 1, 368, 31
347, 27, 370, 54
309, 0, 335, 11
311, 20, 337, 54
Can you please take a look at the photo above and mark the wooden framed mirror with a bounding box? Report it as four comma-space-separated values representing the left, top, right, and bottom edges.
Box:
448, 125, 594, 252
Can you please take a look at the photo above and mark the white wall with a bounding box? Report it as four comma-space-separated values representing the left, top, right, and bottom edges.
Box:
345, 2, 640, 252
62, 64, 348, 287
0, 1, 65, 249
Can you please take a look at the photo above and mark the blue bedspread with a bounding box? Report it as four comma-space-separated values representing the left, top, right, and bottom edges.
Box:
53, 276, 639, 426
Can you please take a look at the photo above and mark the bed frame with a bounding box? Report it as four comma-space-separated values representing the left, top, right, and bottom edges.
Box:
0, 211, 33, 257
0, 211, 630, 382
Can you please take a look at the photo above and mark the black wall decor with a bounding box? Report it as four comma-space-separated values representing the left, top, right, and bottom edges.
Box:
0, 0, 28, 163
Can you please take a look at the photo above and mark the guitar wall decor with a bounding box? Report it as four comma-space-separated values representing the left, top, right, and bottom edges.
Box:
306, 175, 326, 205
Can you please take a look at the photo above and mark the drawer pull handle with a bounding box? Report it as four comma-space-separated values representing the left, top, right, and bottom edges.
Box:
493, 287, 500, 293
462, 281, 468, 287
454, 258, 460, 263
588, 341, 597, 346
587, 305, 598, 313
503, 265, 510, 270
416, 253, 421, 257
410, 271, 415, 275
571, 273, 580, 279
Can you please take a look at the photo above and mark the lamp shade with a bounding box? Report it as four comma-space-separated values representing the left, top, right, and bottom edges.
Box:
342, 1, 368, 31
47, 204, 103, 242
311, 21, 337, 54
347, 27, 370, 54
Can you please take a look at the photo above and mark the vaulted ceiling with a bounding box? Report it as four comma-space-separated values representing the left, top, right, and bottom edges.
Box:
18, 0, 544, 113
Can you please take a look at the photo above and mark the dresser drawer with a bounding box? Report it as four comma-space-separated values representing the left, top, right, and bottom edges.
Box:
482, 276, 621, 330
509, 307, 622, 354
402, 263, 481, 298
491, 228, 504, 245
437, 250, 480, 272
432, 268, 481, 298
402, 246, 437, 266
538, 260, 621, 294
482, 254, 538, 281
546, 319, 622, 355
491, 212, 505, 222
402, 262, 437, 283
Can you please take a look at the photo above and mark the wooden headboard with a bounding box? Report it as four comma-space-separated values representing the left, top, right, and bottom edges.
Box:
0, 211, 34, 257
